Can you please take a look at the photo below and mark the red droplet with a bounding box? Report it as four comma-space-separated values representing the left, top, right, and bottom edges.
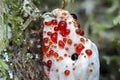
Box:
43, 37, 48, 43
53, 52, 59, 58
58, 21, 67, 31
54, 27, 59, 31
80, 38, 85, 43
76, 29, 80, 35
64, 53, 67, 57
60, 31, 66, 36
64, 70, 70, 76
47, 60, 52, 67
60, 29, 70, 36
74, 43, 77, 47
42, 45, 49, 52
51, 33, 58, 43
44, 21, 51, 26
51, 19, 57, 25
46, 53, 51, 58
47, 31, 52, 36
85, 49, 92, 57
49, 50, 54, 56
76, 29, 84, 36
67, 39, 72, 45
58, 40, 65, 48
76, 44, 84, 55
63, 38, 67, 43
80, 30, 84, 36
65, 29, 70, 35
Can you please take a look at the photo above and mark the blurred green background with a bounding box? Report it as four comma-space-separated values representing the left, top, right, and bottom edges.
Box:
0, 0, 120, 80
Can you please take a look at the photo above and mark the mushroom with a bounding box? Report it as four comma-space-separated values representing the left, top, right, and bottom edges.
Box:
42, 8, 99, 80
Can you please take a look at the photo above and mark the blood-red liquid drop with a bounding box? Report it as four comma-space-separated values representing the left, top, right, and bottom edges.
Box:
51, 33, 58, 43
54, 27, 59, 31
58, 40, 65, 48
58, 21, 67, 31
47, 60, 52, 67
51, 19, 57, 25
85, 49, 92, 57
76, 44, 84, 55
67, 39, 72, 45
80, 30, 84, 36
44, 21, 51, 26
42, 45, 49, 53
43, 37, 48, 43
64, 70, 70, 76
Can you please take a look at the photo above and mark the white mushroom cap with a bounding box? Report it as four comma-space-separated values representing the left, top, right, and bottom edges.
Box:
42, 8, 99, 80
